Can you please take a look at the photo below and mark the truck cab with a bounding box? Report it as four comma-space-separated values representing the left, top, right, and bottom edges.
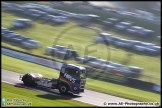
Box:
58, 64, 86, 94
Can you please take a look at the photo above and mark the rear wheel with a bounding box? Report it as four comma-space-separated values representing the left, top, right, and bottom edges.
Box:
59, 84, 68, 94
22, 74, 36, 86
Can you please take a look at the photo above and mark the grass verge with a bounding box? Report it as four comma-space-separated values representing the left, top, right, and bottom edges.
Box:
2, 83, 92, 106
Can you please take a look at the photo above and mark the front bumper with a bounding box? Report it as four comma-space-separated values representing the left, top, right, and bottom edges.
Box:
68, 88, 85, 95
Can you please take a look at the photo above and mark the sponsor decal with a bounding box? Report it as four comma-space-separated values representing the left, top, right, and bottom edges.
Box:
63, 73, 76, 83
37, 80, 52, 88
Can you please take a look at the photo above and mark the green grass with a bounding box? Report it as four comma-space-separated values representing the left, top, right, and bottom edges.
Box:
1, 11, 160, 83
2, 55, 160, 103
2, 83, 92, 106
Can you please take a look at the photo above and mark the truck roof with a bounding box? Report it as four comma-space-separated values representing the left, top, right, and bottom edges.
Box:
67, 64, 86, 70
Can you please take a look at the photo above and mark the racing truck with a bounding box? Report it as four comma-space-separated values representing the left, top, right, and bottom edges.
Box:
19, 64, 87, 95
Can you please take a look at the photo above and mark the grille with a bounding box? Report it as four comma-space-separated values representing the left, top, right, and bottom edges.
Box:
80, 88, 84, 92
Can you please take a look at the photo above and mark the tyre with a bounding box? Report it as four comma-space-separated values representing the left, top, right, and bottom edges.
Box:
22, 74, 36, 86
59, 84, 69, 94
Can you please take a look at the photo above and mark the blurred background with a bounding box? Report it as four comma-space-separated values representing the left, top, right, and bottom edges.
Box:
1, 1, 161, 103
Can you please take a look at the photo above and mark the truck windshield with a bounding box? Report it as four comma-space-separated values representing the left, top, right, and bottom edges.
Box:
65, 68, 79, 78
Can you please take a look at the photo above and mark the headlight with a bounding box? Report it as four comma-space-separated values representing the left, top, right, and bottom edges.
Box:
74, 87, 77, 90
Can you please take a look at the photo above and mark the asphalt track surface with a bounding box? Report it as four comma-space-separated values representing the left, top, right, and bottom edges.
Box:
2, 69, 143, 107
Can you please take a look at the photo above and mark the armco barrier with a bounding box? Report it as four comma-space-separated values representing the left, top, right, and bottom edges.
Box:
1, 46, 161, 93
127, 78, 154, 91
2, 47, 62, 70
152, 84, 161, 93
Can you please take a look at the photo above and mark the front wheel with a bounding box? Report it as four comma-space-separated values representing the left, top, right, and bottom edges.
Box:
59, 84, 68, 94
